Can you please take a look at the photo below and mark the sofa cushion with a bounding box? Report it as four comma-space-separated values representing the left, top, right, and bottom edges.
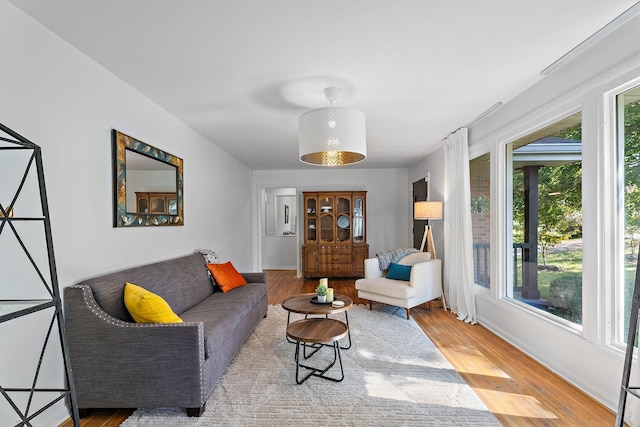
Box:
386, 263, 411, 281
80, 254, 214, 321
397, 252, 431, 266
124, 283, 183, 323
180, 282, 267, 359
207, 262, 247, 292
355, 277, 417, 299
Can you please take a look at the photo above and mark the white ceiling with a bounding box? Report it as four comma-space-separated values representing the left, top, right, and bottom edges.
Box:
10, 0, 638, 170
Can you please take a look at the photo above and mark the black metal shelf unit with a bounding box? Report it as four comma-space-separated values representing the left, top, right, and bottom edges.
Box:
0, 122, 79, 426
617, 242, 640, 426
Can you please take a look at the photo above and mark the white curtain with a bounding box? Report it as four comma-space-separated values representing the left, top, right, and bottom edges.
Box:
443, 127, 477, 324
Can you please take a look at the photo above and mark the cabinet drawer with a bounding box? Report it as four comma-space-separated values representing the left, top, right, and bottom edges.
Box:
321, 253, 351, 264
327, 263, 352, 274
320, 245, 352, 254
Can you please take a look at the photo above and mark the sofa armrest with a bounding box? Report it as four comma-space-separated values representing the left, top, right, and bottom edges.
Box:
364, 258, 384, 279
409, 259, 442, 300
241, 272, 266, 284
64, 285, 206, 408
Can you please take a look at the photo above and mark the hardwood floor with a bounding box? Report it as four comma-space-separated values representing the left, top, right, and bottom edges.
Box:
60, 270, 617, 426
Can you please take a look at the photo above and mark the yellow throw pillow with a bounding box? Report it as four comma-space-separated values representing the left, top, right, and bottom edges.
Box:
124, 283, 183, 323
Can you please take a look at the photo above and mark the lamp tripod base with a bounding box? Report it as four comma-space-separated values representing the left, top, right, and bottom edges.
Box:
419, 224, 447, 311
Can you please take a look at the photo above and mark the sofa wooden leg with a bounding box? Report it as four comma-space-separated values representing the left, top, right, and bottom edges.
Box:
368, 301, 373, 311
78, 408, 91, 419
406, 308, 411, 319
186, 404, 205, 417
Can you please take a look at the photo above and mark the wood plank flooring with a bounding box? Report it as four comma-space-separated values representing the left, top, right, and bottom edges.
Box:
60, 270, 618, 426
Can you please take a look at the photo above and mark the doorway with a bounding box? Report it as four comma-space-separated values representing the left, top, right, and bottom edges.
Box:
260, 187, 298, 269
412, 176, 429, 249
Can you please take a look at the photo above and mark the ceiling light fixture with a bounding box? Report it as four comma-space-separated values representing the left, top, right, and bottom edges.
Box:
299, 87, 366, 166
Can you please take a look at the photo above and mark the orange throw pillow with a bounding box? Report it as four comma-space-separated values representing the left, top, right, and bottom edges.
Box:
207, 262, 247, 292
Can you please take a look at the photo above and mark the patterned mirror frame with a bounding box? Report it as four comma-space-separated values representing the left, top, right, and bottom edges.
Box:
112, 129, 184, 227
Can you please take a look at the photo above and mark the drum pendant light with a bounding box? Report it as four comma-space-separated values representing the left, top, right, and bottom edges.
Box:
299, 87, 366, 166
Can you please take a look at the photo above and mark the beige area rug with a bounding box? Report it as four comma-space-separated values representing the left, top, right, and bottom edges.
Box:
121, 305, 499, 426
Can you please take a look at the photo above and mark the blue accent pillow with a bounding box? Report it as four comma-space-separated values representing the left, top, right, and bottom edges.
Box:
386, 262, 412, 281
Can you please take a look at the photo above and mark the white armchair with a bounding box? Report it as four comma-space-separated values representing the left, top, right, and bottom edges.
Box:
355, 252, 442, 319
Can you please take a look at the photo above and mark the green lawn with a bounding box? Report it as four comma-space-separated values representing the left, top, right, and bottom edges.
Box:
537, 249, 583, 300
515, 246, 582, 299
514, 243, 584, 323
513, 239, 639, 338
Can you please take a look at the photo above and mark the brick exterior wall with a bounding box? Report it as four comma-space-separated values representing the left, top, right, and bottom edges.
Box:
471, 156, 491, 286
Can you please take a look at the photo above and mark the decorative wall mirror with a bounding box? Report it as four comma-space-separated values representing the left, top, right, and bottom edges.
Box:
112, 130, 184, 227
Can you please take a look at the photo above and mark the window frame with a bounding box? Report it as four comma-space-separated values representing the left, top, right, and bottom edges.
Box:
500, 108, 585, 332
609, 76, 640, 349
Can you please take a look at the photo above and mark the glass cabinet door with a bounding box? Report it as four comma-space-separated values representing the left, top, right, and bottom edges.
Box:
319, 196, 334, 243
353, 194, 365, 242
150, 196, 166, 214
305, 196, 317, 243
137, 197, 149, 214
336, 195, 351, 243
168, 198, 177, 215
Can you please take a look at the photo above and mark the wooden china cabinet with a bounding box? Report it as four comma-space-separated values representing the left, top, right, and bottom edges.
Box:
135, 192, 178, 215
302, 191, 368, 278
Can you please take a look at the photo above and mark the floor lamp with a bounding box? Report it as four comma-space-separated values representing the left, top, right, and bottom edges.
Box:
414, 200, 446, 310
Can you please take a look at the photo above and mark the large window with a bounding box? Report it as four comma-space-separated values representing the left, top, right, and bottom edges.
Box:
470, 153, 491, 288
506, 113, 583, 324
617, 84, 640, 344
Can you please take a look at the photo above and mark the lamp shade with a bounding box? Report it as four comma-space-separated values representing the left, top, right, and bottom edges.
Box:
414, 201, 443, 220
299, 107, 366, 166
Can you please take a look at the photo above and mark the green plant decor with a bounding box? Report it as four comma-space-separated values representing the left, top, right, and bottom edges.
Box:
471, 196, 490, 214
316, 285, 328, 296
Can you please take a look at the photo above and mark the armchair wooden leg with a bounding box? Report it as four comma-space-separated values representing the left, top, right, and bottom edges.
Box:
406, 308, 411, 319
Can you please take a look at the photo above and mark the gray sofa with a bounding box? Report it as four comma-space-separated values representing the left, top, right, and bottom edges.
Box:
63, 253, 267, 417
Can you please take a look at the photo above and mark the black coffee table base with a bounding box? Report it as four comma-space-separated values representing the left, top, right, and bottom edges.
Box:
293, 340, 344, 384
286, 318, 347, 384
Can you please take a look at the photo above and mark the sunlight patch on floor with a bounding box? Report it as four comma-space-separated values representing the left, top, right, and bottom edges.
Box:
362, 371, 491, 412
363, 371, 416, 403
447, 345, 511, 379
473, 388, 558, 419
356, 349, 448, 368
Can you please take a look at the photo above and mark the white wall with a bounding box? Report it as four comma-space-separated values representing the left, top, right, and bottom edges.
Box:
261, 236, 297, 269
410, 11, 640, 417
252, 168, 410, 273
0, 2, 253, 424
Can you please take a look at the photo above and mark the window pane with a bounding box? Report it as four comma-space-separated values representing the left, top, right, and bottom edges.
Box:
471, 153, 490, 288
506, 113, 583, 324
617, 84, 640, 344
